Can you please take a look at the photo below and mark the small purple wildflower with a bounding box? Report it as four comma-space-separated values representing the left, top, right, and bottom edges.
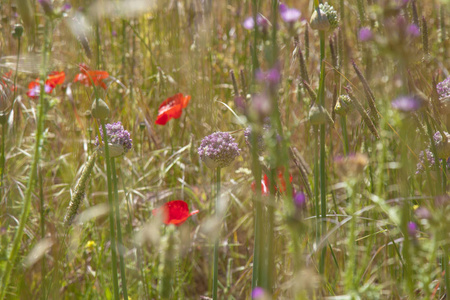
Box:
407, 221, 418, 238
234, 96, 246, 113
437, 76, 450, 100
96, 122, 133, 157
62, 3, 72, 11
294, 192, 306, 210
252, 287, 265, 299
391, 95, 423, 112
416, 134, 450, 174
279, 3, 301, 23
243, 14, 269, 30
358, 27, 373, 41
255, 68, 281, 85
112, 30, 117, 37
198, 132, 240, 169
407, 24, 420, 37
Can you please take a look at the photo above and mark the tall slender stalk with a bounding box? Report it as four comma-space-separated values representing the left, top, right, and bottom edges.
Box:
111, 159, 128, 299
0, 124, 5, 202
0, 19, 52, 300
212, 167, 221, 300
318, 29, 328, 275
39, 168, 46, 299
100, 120, 120, 300
341, 116, 349, 155
251, 132, 263, 291
0, 29, 20, 202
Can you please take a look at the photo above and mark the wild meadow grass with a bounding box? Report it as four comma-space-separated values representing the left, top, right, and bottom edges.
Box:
0, 0, 450, 299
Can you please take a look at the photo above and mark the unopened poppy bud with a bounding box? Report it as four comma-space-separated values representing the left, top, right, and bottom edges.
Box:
11, 24, 23, 39
335, 95, 353, 116
308, 105, 333, 125
91, 98, 110, 120
139, 122, 145, 131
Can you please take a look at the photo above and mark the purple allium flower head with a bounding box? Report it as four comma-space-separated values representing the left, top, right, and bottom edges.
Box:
416, 132, 450, 174
279, 3, 301, 23
294, 192, 306, 210
391, 95, 423, 112
252, 287, 265, 299
112, 30, 117, 37
437, 76, 450, 100
407, 24, 420, 37
198, 132, 240, 169
407, 221, 418, 238
243, 14, 269, 30
358, 27, 373, 41
96, 122, 133, 157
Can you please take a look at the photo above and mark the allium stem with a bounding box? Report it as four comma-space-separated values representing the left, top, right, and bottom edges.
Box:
101, 120, 120, 300
0, 124, 5, 202
212, 167, 221, 300
318, 29, 327, 275
39, 169, 46, 299
340, 116, 349, 155
0, 19, 52, 300
251, 135, 263, 291
111, 159, 128, 299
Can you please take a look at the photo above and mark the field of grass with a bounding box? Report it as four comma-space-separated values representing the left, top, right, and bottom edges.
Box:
0, 0, 450, 299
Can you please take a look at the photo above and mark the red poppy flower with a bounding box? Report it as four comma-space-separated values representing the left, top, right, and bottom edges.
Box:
27, 71, 66, 99
152, 200, 199, 226
251, 170, 293, 196
73, 64, 109, 89
155, 93, 191, 125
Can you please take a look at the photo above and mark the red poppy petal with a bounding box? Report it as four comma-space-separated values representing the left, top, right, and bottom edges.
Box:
182, 95, 191, 108
155, 94, 190, 126
155, 105, 183, 125
153, 200, 197, 226
27, 80, 40, 99
46, 71, 65, 86
170, 105, 183, 119
189, 210, 199, 217
158, 94, 181, 110
155, 114, 169, 125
